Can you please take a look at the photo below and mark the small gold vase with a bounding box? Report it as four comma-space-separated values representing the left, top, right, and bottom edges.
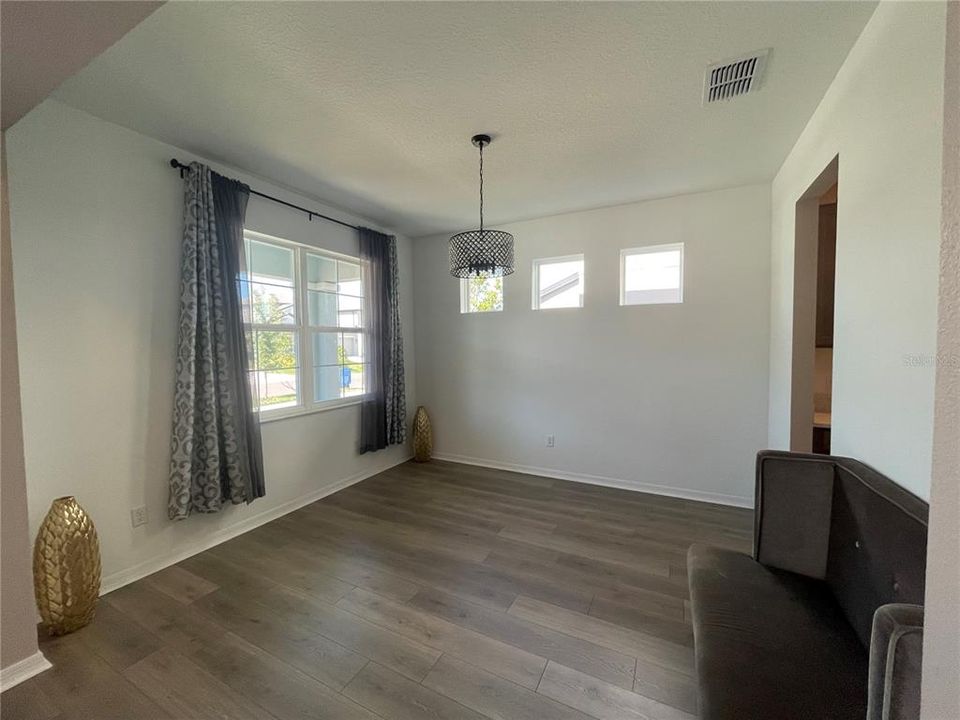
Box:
413, 406, 432, 462
33, 496, 101, 635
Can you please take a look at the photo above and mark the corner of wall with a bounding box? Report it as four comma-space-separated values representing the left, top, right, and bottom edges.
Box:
1, 132, 45, 681
766, 2, 947, 493
920, 1, 960, 716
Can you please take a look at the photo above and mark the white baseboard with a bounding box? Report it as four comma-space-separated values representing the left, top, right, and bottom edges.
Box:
100, 454, 412, 595
432, 452, 754, 509
1, 651, 51, 693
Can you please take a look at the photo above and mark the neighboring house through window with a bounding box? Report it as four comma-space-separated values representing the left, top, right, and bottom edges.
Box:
620, 243, 684, 305
532, 255, 584, 309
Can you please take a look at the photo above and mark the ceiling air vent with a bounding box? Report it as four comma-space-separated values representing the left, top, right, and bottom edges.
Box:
703, 49, 770, 104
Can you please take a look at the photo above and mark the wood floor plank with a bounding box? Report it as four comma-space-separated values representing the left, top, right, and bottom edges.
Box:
509, 596, 695, 676
336, 587, 547, 689
106, 581, 375, 717
327, 487, 505, 535
498, 526, 673, 577
273, 516, 520, 611
64, 600, 163, 673
300, 501, 492, 564
633, 657, 699, 716
589, 586, 685, 622
423, 655, 595, 720
345, 484, 511, 533
7, 459, 753, 720
483, 551, 687, 617
193, 588, 369, 690
197, 581, 441, 682
586, 593, 694, 647
178, 551, 281, 603
144, 564, 219, 604
208, 534, 355, 604
0, 676, 63, 720
103, 581, 229, 657
287, 508, 591, 613
547, 525, 689, 565
538, 662, 697, 720
280, 542, 421, 602
29, 635, 172, 720
123, 647, 274, 720
555, 553, 690, 600
188, 632, 379, 720
433, 491, 584, 530
409, 586, 636, 690
344, 662, 489, 720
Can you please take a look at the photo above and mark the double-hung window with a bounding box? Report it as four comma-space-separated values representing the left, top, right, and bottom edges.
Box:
243, 231, 366, 418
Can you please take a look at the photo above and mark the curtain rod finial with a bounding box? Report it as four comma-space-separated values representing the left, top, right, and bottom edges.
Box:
170, 158, 189, 178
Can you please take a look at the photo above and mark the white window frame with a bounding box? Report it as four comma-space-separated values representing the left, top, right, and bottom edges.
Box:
619, 242, 684, 306
244, 230, 367, 422
531, 254, 585, 310
459, 276, 504, 314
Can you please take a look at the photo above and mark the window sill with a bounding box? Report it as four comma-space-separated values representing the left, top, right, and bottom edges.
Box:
258, 397, 364, 424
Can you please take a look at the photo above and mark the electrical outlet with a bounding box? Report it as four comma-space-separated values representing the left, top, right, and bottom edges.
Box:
130, 505, 148, 527
545, 434, 556, 448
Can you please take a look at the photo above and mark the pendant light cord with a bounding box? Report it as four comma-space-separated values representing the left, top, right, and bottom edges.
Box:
479, 142, 484, 233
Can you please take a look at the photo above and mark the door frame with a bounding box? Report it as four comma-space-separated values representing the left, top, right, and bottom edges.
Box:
790, 155, 838, 452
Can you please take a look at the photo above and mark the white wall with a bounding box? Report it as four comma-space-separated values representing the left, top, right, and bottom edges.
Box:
768, 1, 946, 498
1, 133, 47, 687
5, 100, 416, 591
414, 184, 770, 507
922, 1, 960, 715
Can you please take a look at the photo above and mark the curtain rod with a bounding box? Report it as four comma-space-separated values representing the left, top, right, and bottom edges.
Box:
169, 159, 359, 231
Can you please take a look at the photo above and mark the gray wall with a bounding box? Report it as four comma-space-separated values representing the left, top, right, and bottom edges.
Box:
414, 183, 771, 507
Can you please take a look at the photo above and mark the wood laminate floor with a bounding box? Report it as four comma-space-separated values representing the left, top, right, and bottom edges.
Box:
2, 460, 753, 720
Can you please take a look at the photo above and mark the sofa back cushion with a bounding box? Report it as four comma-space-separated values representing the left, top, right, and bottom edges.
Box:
754, 453, 836, 578
825, 459, 928, 647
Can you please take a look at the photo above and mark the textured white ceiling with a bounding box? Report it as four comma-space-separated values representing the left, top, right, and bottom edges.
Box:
52, 1, 876, 237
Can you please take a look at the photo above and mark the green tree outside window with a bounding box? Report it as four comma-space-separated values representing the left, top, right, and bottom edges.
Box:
468, 276, 503, 312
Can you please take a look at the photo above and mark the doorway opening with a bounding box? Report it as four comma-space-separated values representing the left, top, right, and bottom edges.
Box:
812, 184, 837, 453
790, 156, 838, 453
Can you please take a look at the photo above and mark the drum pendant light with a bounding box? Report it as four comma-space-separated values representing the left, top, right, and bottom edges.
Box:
449, 134, 515, 278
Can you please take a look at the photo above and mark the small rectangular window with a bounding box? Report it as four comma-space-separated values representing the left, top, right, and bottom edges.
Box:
532, 255, 584, 310
460, 276, 503, 313
620, 243, 683, 305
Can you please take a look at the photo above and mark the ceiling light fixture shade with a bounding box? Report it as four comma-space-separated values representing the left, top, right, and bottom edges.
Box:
449, 134, 515, 278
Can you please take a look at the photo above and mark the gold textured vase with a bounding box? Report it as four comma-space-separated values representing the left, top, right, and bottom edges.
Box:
33, 496, 101, 635
413, 406, 433, 462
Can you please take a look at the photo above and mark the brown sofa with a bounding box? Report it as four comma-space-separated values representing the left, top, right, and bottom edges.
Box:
687, 451, 928, 720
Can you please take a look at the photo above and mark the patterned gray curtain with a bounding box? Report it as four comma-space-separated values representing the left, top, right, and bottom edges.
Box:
359, 228, 406, 452
168, 162, 265, 520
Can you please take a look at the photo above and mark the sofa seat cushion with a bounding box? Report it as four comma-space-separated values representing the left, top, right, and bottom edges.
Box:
687, 545, 868, 720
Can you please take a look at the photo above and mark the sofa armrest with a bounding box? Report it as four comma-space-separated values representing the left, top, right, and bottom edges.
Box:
867, 604, 924, 720
754, 450, 836, 579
